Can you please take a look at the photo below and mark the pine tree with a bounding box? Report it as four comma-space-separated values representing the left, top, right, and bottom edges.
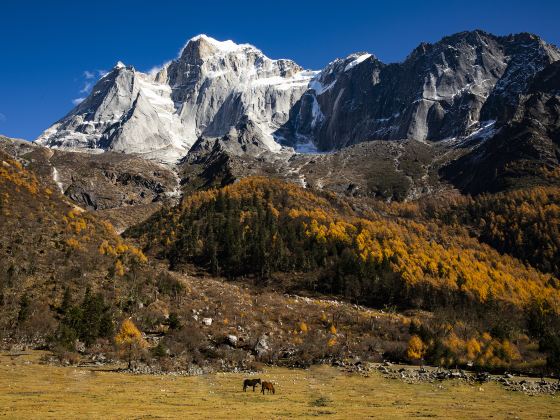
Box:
17, 293, 30, 324
59, 287, 72, 315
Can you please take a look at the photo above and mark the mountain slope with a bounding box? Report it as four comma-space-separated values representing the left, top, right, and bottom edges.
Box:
0, 136, 180, 231
0, 150, 160, 342
127, 177, 559, 314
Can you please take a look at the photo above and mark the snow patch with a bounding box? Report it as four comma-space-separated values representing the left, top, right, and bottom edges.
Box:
466, 120, 496, 142
309, 78, 336, 95
344, 53, 372, 72
294, 139, 319, 154
181, 34, 257, 57
310, 96, 324, 128
52, 166, 65, 193
250, 71, 315, 91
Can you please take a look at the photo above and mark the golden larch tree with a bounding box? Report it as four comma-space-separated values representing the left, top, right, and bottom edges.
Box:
115, 318, 147, 369
407, 335, 426, 362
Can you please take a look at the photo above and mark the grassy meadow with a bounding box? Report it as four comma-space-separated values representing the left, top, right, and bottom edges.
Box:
0, 352, 558, 419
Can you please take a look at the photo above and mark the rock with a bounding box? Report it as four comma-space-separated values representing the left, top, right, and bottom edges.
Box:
378, 366, 389, 374
436, 371, 450, 380
226, 335, 238, 347
37, 31, 560, 164
287, 31, 559, 150
475, 372, 490, 383
74, 340, 86, 353
254, 334, 270, 356
202, 318, 213, 326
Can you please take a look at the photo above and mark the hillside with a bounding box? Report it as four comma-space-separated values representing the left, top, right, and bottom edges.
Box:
1, 154, 558, 374
126, 177, 560, 373
0, 136, 179, 231
128, 177, 559, 311
0, 150, 156, 345
376, 187, 560, 278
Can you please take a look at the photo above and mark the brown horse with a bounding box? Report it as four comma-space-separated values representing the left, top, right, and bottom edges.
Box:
243, 378, 261, 392
261, 381, 275, 394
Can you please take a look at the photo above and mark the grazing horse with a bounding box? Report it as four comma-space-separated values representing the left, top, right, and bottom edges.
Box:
261, 381, 275, 395
243, 378, 261, 392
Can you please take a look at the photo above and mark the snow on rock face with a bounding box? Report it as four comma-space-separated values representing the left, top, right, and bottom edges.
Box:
344, 53, 373, 72
36, 35, 316, 162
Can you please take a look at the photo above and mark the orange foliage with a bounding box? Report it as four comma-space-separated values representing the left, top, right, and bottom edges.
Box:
132, 176, 560, 313
407, 335, 426, 360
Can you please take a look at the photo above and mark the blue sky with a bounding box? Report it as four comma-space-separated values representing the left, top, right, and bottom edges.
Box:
1, 0, 559, 140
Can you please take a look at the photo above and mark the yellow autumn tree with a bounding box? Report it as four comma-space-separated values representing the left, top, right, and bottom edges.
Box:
114, 259, 125, 277
407, 335, 426, 361
115, 319, 147, 369
466, 338, 482, 360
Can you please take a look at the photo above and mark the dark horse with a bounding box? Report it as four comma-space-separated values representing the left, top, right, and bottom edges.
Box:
261, 381, 275, 394
243, 378, 261, 392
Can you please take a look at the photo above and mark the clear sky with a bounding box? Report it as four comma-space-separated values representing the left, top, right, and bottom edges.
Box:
1, 0, 559, 140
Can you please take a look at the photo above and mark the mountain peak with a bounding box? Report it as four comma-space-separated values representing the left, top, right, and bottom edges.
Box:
179, 34, 258, 59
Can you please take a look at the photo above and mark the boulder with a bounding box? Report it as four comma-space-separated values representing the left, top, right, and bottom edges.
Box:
254, 334, 270, 356
226, 335, 238, 347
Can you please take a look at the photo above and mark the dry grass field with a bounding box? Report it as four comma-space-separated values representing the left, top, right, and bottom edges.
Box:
0, 352, 558, 419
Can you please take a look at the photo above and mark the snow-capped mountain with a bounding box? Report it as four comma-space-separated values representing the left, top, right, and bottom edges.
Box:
36, 35, 316, 162
36, 31, 560, 161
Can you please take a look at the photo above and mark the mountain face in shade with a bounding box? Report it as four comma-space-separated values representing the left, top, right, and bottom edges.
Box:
36, 31, 559, 170
441, 60, 560, 194
282, 31, 560, 151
